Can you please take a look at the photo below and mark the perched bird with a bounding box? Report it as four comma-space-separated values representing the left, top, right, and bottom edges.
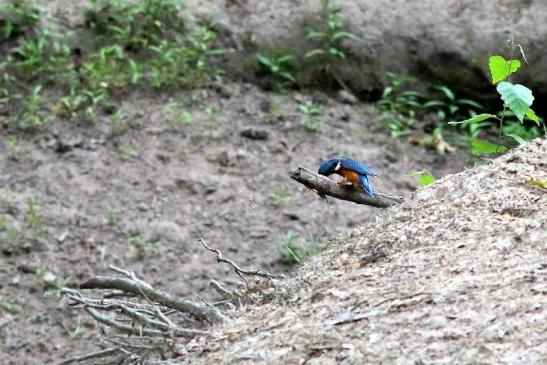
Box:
318, 158, 378, 197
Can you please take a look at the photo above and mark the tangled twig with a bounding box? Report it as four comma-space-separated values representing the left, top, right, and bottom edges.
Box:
199, 238, 285, 285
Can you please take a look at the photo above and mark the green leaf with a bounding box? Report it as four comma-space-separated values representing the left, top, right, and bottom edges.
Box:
449, 113, 497, 125
435, 85, 455, 101
470, 138, 507, 155
496, 82, 534, 122
489, 55, 521, 84
408, 170, 436, 186
423, 100, 447, 109
332, 31, 359, 41
277, 54, 294, 63
418, 174, 436, 186
524, 178, 547, 190
525, 108, 540, 126
456, 99, 484, 110
504, 133, 526, 145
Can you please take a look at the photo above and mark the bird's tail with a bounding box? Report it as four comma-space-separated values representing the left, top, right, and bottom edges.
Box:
360, 174, 374, 197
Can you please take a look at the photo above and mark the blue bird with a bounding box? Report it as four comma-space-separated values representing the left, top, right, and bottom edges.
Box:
318, 158, 378, 197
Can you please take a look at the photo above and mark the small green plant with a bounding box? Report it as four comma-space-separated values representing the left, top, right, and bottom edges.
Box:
256, 53, 296, 91
0, 0, 40, 41
305, 0, 358, 74
268, 187, 298, 207
105, 204, 118, 226
164, 101, 195, 126
128, 231, 160, 260
408, 170, 437, 187
147, 28, 222, 89
85, 0, 185, 50
26, 196, 43, 236
298, 101, 326, 132
0, 298, 19, 316
280, 231, 322, 266
377, 73, 424, 138
118, 143, 138, 158
5, 137, 22, 153
423, 85, 484, 124
451, 40, 544, 151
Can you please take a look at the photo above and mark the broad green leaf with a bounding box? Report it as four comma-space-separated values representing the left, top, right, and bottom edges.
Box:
470, 138, 507, 155
418, 174, 436, 186
489, 55, 521, 84
525, 108, 540, 126
408, 170, 436, 186
496, 82, 534, 122
449, 113, 497, 125
504, 133, 526, 145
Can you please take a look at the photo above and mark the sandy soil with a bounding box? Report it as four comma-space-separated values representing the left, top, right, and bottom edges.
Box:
0, 81, 468, 364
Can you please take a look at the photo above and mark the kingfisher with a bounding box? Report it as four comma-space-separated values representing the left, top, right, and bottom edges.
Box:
318, 158, 378, 197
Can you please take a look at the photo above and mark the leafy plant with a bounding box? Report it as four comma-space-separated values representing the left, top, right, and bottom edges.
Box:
423, 85, 484, 124
256, 53, 296, 91
451, 40, 544, 149
377, 73, 424, 138
268, 187, 298, 207
85, 0, 185, 50
280, 231, 322, 266
26, 196, 43, 236
0, 0, 40, 41
298, 101, 326, 132
305, 0, 358, 73
164, 101, 195, 126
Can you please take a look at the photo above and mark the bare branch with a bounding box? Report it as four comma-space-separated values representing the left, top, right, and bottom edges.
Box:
57, 348, 121, 365
80, 275, 227, 323
199, 238, 285, 285
289, 165, 404, 208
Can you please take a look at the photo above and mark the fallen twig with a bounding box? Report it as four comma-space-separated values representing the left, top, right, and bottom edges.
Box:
199, 238, 285, 285
289, 165, 404, 208
80, 270, 227, 323
57, 348, 121, 365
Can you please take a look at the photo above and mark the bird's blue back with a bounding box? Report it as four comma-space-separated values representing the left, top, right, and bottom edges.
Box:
318, 159, 339, 175
338, 158, 377, 177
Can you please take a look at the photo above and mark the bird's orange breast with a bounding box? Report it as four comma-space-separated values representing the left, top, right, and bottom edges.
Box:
337, 167, 361, 188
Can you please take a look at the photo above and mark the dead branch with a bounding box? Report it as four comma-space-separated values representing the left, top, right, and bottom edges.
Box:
57, 348, 121, 365
80, 271, 227, 324
60, 265, 226, 364
288, 165, 404, 208
199, 238, 285, 285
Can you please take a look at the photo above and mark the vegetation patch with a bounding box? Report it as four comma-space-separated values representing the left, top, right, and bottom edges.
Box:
0, 0, 223, 130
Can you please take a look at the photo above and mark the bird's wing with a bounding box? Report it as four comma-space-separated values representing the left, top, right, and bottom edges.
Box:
359, 174, 374, 197
318, 159, 339, 175
340, 159, 377, 176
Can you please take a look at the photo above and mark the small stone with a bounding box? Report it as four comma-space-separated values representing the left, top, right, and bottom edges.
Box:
240, 128, 269, 140
137, 203, 149, 211
42, 271, 57, 285
58, 231, 69, 243
55, 135, 83, 153
430, 315, 447, 329
337, 89, 358, 104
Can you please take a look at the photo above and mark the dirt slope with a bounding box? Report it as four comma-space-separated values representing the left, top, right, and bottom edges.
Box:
0, 83, 468, 364
181, 138, 547, 365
